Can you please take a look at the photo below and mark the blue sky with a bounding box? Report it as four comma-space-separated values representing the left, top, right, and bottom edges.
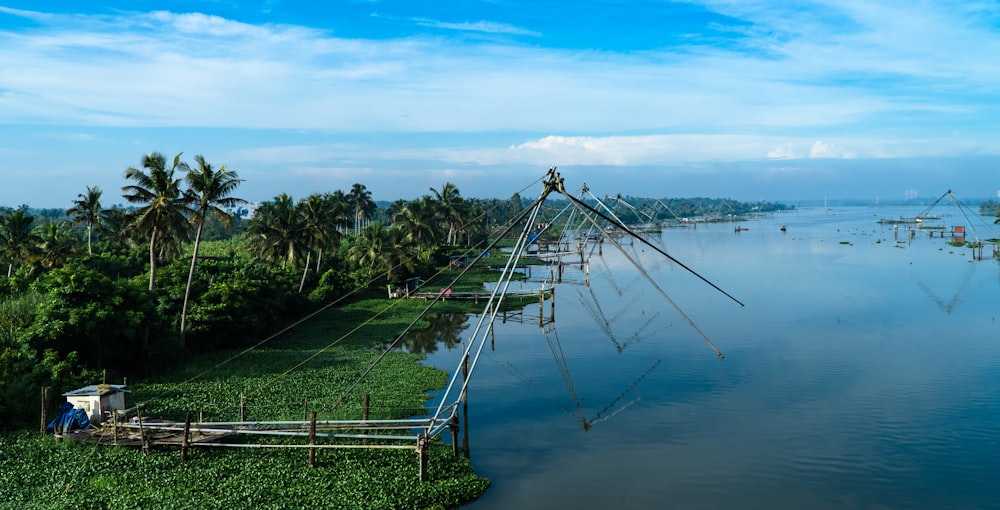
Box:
1, 1, 999, 208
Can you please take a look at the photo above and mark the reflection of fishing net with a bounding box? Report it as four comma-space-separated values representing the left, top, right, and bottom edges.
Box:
576, 285, 670, 353
501, 325, 662, 432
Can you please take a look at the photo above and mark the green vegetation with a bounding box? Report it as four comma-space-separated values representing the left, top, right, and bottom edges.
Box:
0, 297, 489, 509
0, 432, 485, 509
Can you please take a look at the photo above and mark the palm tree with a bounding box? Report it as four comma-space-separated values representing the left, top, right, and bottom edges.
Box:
430, 182, 467, 245
35, 221, 81, 269
348, 222, 411, 283
122, 152, 193, 290
245, 194, 306, 269
319, 191, 349, 270
99, 206, 140, 250
66, 185, 103, 255
391, 196, 440, 260
347, 183, 376, 234
179, 155, 244, 344
0, 207, 39, 277
296, 193, 345, 292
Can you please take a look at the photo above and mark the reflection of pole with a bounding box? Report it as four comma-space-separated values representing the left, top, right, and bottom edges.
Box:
450, 414, 459, 456
539, 289, 544, 327
461, 398, 470, 459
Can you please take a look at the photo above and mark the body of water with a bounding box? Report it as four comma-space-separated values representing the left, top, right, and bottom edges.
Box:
418, 205, 1000, 510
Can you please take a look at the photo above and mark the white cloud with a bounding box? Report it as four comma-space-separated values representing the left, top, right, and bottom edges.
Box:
809, 140, 856, 159
413, 18, 541, 36
767, 147, 798, 160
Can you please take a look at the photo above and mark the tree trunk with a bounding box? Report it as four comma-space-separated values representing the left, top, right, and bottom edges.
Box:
86, 222, 93, 255
299, 251, 312, 293
180, 222, 205, 348
148, 226, 158, 291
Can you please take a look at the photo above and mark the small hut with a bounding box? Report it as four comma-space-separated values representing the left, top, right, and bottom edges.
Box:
62, 384, 129, 424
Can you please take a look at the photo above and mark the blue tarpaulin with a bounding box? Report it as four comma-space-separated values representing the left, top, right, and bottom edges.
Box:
47, 402, 91, 432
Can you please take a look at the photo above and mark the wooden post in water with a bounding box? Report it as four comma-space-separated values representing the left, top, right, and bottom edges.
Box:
308, 411, 317, 468
181, 412, 192, 461
450, 414, 459, 457
550, 285, 555, 323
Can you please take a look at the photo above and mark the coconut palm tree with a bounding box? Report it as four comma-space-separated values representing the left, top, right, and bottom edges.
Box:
391, 196, 440, 260
348, 222, 412, 283
122, 152, 193, 290
66, 185, 103, 255
179, 155, 244, 344
99, 206, 139, 251
295, 193, 346, 292
245, 194, 306, 269
0, 207, 39, 277
430, 182, 467, 245
35, 221, 81, 269
347, 183, 376, 234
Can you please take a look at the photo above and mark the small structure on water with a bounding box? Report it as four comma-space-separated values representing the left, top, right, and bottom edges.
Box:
63, 384, 129, 425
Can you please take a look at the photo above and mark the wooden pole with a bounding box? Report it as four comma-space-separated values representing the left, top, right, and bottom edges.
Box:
181, 412, 192, 461
539, 290, 544, 327
550, 285, 555, 323
40, 386, 50, 434
136, 405, 148, 454
239, 393, 246, 423
449, 414, 460, 457
362, 393, 370, 438
417, 434, 429, 481
309, 411, 317, 468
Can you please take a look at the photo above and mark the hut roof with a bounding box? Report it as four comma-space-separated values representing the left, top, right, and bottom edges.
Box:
62, 384, 129, 397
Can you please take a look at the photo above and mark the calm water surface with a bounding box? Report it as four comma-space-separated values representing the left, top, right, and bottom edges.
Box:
418, 206, 1000, 510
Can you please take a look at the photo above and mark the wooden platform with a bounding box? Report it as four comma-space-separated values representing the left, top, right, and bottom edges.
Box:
58, 419, 234, 447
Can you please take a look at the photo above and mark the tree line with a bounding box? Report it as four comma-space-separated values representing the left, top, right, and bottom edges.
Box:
0, 152, 522, 427
0, 155, 789, 427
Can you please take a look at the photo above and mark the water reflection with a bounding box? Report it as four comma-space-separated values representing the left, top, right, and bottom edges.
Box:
390, 313, 468, 354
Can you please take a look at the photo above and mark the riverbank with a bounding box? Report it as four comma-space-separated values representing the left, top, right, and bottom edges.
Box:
0, 297, 490, 509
